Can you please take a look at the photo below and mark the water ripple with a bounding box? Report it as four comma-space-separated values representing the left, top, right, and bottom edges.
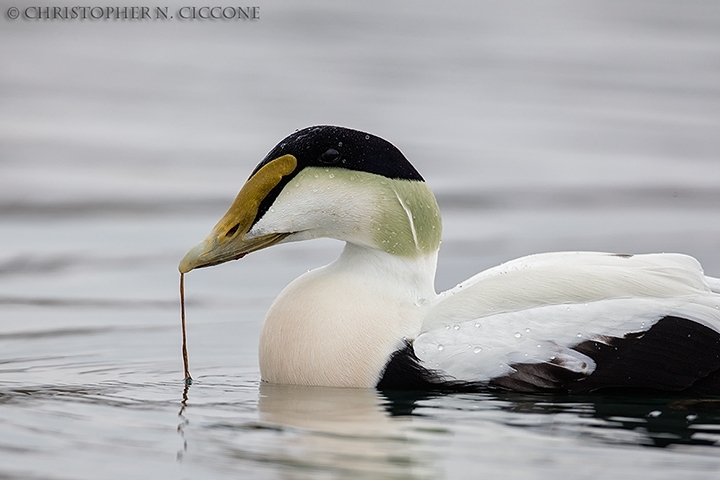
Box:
0, 295, 181, 310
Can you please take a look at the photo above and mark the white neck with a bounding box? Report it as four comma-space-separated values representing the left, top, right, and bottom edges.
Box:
259, 242, 438, 388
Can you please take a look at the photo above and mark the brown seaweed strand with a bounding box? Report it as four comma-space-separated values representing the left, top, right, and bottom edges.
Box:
180, 273, 193, 385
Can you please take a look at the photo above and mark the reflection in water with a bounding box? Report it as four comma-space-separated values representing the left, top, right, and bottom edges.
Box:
380, 389, 442, 417
177, 381, 191, 461
177, 381, 720, 479
174, 380, 447, 478
254, 384, 444, 479
490, 391, 720, 449
385, 387, 720, 450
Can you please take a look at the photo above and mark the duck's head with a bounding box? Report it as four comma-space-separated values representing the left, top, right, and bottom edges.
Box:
179, 126, 442, 273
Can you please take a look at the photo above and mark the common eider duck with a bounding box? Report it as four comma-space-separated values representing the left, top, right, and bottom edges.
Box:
180, 126, 720, 394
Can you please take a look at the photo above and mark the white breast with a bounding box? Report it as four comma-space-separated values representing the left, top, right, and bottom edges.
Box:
258, 243, 437, 387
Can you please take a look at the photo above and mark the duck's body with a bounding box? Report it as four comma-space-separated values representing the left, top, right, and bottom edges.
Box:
180, 126, 720, 394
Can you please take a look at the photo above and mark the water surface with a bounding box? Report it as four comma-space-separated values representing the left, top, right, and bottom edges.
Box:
2, 1, 720, 478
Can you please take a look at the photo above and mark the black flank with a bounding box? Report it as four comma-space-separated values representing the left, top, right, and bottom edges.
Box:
491, 316, 720, 395
570, 316, 720, 393
376, 340, 484, 393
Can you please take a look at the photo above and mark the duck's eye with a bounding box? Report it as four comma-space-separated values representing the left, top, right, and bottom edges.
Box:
226, 223, 240, 238
319, 148, 341, 164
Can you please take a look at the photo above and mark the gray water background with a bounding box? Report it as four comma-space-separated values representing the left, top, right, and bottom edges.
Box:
2, 1, 720, 478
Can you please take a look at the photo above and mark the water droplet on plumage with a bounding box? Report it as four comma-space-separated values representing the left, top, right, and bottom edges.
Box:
329, 173, 335, 178
577, 333, 583, 338
437, 344, 444, 351
453, 324, 460, 330
473, 347, 482, 353
647, 410, 662, 418
474, 322, 480, 328
365, 134, 370, 140
514, 332, 522, 338
525, 328, 531, 333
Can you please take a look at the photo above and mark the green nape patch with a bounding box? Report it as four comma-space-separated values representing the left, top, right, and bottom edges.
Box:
283, 167, 442, 258
379, 179, 442, 257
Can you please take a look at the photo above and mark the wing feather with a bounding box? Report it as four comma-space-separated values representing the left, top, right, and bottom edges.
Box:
423, 252, 712, 333
415, 252, 720, 392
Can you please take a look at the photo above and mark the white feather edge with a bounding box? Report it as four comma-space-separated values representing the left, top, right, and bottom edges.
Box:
706, 275, 720, 294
